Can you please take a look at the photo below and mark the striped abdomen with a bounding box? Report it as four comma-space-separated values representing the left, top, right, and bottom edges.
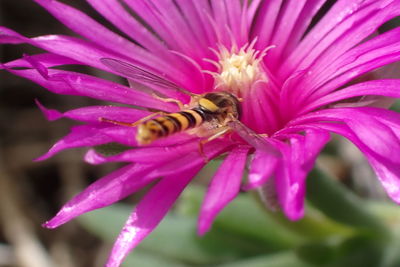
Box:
136, 109, 208, 145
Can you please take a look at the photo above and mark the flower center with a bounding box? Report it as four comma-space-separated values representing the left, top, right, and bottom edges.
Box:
206, 41, 273, 96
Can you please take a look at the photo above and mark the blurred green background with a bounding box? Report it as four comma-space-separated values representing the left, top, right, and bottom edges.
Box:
1, 1, 400, 267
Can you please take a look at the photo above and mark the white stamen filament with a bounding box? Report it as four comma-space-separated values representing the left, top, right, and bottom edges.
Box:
205, 41, 275, 96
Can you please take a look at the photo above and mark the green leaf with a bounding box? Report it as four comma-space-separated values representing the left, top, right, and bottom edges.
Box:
216, 252, 313, 267
296, 242, 336, 265
325, 236, 383, 267
306, 168, 389, 239
178, 185, 304, 250
367, 202, 400, 267
123, 249, 185, 267
78, 204, 128, 240
78, 203, 278, 265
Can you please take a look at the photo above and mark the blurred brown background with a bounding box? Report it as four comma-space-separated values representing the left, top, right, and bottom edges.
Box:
0, 1, 123, 266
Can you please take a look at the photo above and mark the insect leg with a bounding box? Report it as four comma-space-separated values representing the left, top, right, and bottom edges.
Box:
99, 112, 165, 127
198, 127, 231, 162
151, 93, 185, 109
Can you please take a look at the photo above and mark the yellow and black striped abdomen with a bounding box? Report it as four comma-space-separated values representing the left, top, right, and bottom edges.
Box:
136, 109, 204, 145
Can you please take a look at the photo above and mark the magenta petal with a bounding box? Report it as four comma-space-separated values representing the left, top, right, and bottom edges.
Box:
175, 0, 214, 48
1, 26, 170, 75
84, 141, 199, 165
288, 107, 400, 203
105, 164, 203, 267
302, 79, 400, 113
29, 35, 130, 70
86, 0, 169, 56
147, 140, 231, 178
97, 126, 139, 147
306, 27, 400, 102
298, 0, 400, 78
33, 0, 157, 64
35, 99, 62, 121
293, 108, 400, 163
5, 67, 176, 111
252, 0, 283, 50
4, 53, 80, 68
43, 163, 156, 228
281, 0, 326, 56
35, 125, 115, 161
267, 0, 308, 67
275, 129, 330, 220
198, 146, 250, 235
0, 26, 26, 44
244, 149, 279, 190
281, 0, 372, 77
313, 120, 400, 204
36, 101, 149, 124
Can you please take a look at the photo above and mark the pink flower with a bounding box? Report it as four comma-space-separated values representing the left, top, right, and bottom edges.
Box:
2, 0, 400, 266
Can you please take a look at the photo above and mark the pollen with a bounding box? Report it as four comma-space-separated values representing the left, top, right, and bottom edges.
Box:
205, 40, 274, 96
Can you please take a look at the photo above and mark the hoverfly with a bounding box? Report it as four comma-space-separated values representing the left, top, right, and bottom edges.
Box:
99, 58, 279, 156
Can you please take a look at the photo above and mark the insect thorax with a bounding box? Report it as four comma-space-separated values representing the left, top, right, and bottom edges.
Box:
199, 92, 241, 121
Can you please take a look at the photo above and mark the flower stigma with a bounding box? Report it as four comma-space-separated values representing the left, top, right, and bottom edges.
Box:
205, 40, 275, 97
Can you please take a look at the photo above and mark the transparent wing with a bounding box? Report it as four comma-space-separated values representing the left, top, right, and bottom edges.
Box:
228, 119, 281, 156
101, 58, 195, 97
257, 177, 280, 211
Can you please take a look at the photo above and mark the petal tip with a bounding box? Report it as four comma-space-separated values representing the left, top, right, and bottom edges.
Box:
197, 217, 212, 236
42, 220, 58, 229
35, 99, 63, 121
84, 149, 106, 165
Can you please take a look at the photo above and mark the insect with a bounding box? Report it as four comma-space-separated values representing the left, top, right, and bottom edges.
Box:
99, 58, 279, 156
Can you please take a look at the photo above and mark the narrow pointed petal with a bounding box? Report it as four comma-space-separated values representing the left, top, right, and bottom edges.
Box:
33, 0, 156, 63
84, 141, 199, 165
244, 149, 279, 190
35, 125, 115, 161
280, 0, 326, 56
302, 79, 400, 113
0, 26, 181, 79
267, 0, 307, 67
304, 27, 400, 103
36, 101, 150, 124
0, 26, 25, 44
174, 1, 210, 49
150, 1, 204, 58
190, 0, 216, 45
312, 119, 400, 204
247, 0, 262, 24
198, 146, 250, 235
290, 108, 400, 163
148, 140, 231, 178
105, 161, 204, 267
291, 0, 400, 78
86, 0, 169, 55
252, 0, 283, 50
3, 53, 79, 68
280, 0, 371, 77
43, 163, 156, 228
275, 130, 330, 220
288, 107, 400, 203
224, 0, 245, 45
4, 67, 176, 111
35, 99, 62, 121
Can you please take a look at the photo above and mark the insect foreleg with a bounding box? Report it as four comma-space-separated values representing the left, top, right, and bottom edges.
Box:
198, 126, 231, 162
99, 111, 165, 127
151, 93, 185, 109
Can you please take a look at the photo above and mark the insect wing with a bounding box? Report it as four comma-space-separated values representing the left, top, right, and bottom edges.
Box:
100, 58, 195, 97
228, 119, 280, 156
257, 177, 280, 211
